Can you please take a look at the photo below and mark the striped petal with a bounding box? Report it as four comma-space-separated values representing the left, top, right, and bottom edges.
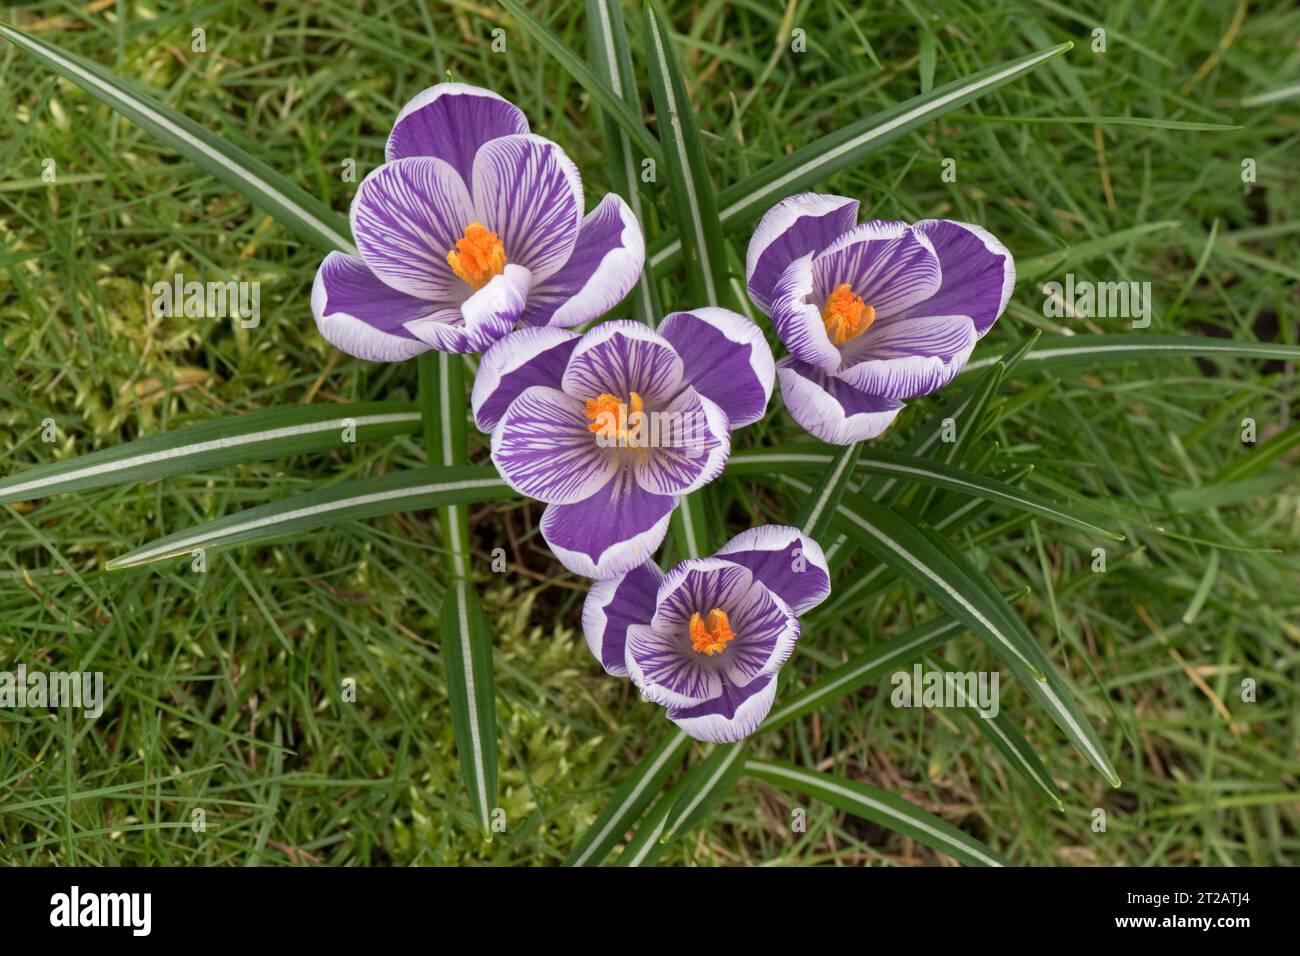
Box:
350, 156, 474, 301
472, 133, 583, 284
715, 525, 831, 615
745, 192, 860, 314
311, 252, 434, 362
838, 313, 977, 400
385, 82, 530, 184
561, 320, 684, 405
539, 472, 677, 578
490, 386, 616, 504
812, 221, 941, 319
472, 326, 580, 432
770, 254, 841, 372
776, 356, 904, 445
582, 561, 662, 678
405, 263, 531, 355
520, 194, 645, 328
667, 673, 778, 744
632, 389, 730, 497
899, 219, 1015, 336
625, 622, 723, 709
659, 307, 775, 428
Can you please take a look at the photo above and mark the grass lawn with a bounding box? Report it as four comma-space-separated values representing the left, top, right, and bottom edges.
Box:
0, 0, 1297, 866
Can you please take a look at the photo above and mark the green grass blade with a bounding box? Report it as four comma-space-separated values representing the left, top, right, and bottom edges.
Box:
440, 579, 499, 838
746, 759, 1008, 866
105, 466, 513, 569
0, 23, 352, 254
794, 443, 863, 541
964, 334, 1300, 374
648, 42, 1072, 273
1211, 421, 1300, 485
498, 0, 662, 168
0, 404, 419, 505
563, 728, 692, 866
659, 742, 746, 843
643, 0, 731, 306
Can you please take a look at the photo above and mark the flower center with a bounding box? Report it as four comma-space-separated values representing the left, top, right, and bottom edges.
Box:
822, 283, 875, 345
585, 391, 645, 445
447, 221, 506, 289
689, 608, 735, 656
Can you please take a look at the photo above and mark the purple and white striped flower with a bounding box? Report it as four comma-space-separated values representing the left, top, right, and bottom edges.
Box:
473, 313, 774, 579
312, 83, 645, 360
746, 192, 1015, 445
582, 526, 830, 742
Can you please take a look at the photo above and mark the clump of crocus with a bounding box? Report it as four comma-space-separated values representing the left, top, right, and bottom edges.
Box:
745, 193, 1014, 444
473, 314, 774, 578
582, 526, 830, 742
312, 82, 645, 360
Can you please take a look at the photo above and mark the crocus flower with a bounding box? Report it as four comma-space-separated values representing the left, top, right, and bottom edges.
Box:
312, 82, 645, 360
745, 193, 1014, 444
472, 314, 774, 578
582, 526, 830, 742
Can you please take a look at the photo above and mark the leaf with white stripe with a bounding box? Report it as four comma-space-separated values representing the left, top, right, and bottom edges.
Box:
615, 776, 688, 867
106, 466, 514, 569
0, 24, 352, 254
0, 403, 420, 506
961, 701, 1064, 808
660, 741, 746, 843
643, 0, 731, 307
963, 334, 1300, 375
440, 579, 499, 838
795, 443, 863, 541
647, 42, 1072, 274
564, 728, 692, 867
746, 759, 1008, 866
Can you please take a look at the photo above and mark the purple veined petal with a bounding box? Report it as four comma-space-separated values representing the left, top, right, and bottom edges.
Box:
471, 133, 584, 284
776, 355, 904, 445
714, 580, 799, 688
350, 156, 475, 301
666, 672, 777, 744
405, 263, 531, 354
519, 194, 645, 328
745, 192, 860, 314
651, 557, 755, 634
311, 252, 435, 362
490, 385, 617, 504
471, 326, 580, 432
715, 525, 831, 615
658, 307, 775, 428
632, 389, 730, 497
812, 221, 941, 319
837, 313, 977, 400
770, 254, 842, 372
624, 623, 723, 709
560, 319, 685, 405
581, 561, 663, 678
385, 82, 530, 183
899, 219, 1015, 337
539, 471, 677, 578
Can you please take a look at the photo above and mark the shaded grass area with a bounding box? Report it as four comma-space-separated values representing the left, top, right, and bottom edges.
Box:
1, 0, 1297, 865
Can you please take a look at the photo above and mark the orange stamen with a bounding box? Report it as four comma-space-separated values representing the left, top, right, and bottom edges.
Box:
585, 391, 644, 444
447, 221, 506, 289
822, 283, 875, 344
689, 608, 735, 656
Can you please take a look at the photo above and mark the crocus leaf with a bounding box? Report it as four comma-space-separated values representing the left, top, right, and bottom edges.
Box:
440, 578, 500, 839
0, 23, 352, 254
659, 742, 746, 843
794, 443, 863, 541
643, 0, 732, 307
564, 728, 692, 867
0, 403, 420, 506
959, 697, 1065, 808
498, 0, 663, 168
105, 466, 514, 569
964, 334, 1300, 375
615, 776, 689, 867
745, 759, 1008, 867
647, 42, 1073, 274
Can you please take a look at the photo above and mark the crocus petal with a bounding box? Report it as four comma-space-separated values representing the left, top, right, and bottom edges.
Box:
540, 473, 677, 578
659, 307, 775, 428
745, 192, 860, 314
581, 561, 662, 678
632, 389, 730, 497
311, 252, 434, 361
651, 557, 755, 634
560, 320, 685, 406
776, 356, 904, 445
472, 326, 579, 432
385, 82, 530, 183
519, 194, 645, 328
837, 314, 977, 400
350, 156, 474, 301
490, 386, 616, 504
718, 582, 800, 687
715, 525, 831, 615
405, 263, 531, 354
900, 219, 1014, 336
666, 673, 777, 744
472, 133, 583, 284
624, 623, 723, 709
770, 254, 841, 372
812, 221, 941, 318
